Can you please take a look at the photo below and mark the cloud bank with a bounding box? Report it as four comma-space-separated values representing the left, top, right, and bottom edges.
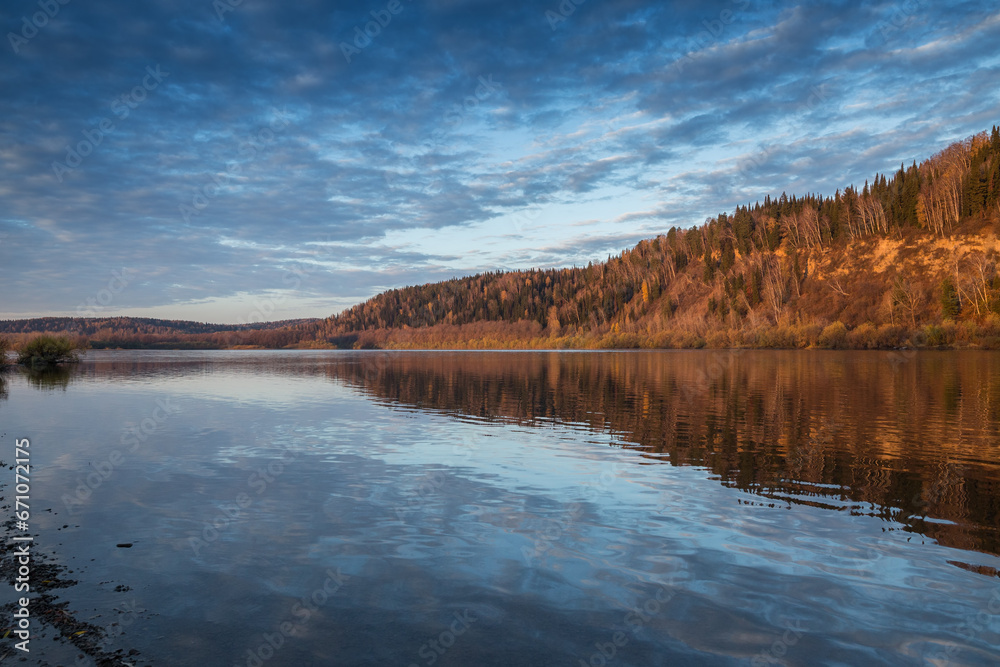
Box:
1, 0, 997, 321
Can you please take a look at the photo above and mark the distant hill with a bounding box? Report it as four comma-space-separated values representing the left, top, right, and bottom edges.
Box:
0, 316, 319, 335
0, 317, 321, 349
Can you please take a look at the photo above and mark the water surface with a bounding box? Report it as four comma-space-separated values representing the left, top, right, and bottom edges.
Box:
1, 350, 999, 665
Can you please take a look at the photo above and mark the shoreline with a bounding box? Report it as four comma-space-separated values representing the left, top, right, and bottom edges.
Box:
0, 485, 148, 665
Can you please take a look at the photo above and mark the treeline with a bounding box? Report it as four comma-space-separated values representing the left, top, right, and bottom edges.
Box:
0, 317, 321, 349
0, 316, 319, 336
309, 126, 1000, 349
0, 317, 230, 335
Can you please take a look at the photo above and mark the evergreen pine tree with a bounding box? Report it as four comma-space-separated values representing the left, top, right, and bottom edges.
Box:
941, 277, 961, 320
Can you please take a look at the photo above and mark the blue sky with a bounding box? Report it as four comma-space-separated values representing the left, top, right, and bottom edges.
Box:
1, 0, 998, 323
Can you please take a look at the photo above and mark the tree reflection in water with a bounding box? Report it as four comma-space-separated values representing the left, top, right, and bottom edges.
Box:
325, 350, 1000, 557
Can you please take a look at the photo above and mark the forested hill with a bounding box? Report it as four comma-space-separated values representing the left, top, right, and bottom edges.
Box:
308, 126, 1000, 349
0, 317, 321, 349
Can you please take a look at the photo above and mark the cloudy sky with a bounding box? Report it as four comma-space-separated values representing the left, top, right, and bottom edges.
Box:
1, 0, 998, 323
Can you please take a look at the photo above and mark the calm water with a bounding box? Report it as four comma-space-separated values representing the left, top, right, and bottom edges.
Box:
1, 350, 999, 666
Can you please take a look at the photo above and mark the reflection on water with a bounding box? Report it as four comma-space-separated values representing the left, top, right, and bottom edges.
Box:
24, 364, 75, 391
324, 350, 1000, 558
0, 350, 998, 666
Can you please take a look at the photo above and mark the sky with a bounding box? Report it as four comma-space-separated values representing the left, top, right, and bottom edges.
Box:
1, 0, 999, 324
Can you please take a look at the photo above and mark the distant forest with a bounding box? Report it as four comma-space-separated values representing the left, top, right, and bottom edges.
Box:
5, 126, 1000, 350
0, 317, 318, 349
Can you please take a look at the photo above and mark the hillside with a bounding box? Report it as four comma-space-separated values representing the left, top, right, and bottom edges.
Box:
305, 126, 1000, 350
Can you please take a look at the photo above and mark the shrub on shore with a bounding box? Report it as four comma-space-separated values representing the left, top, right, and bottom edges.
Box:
818, 322, 848, 349
16, 336, 82, 368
